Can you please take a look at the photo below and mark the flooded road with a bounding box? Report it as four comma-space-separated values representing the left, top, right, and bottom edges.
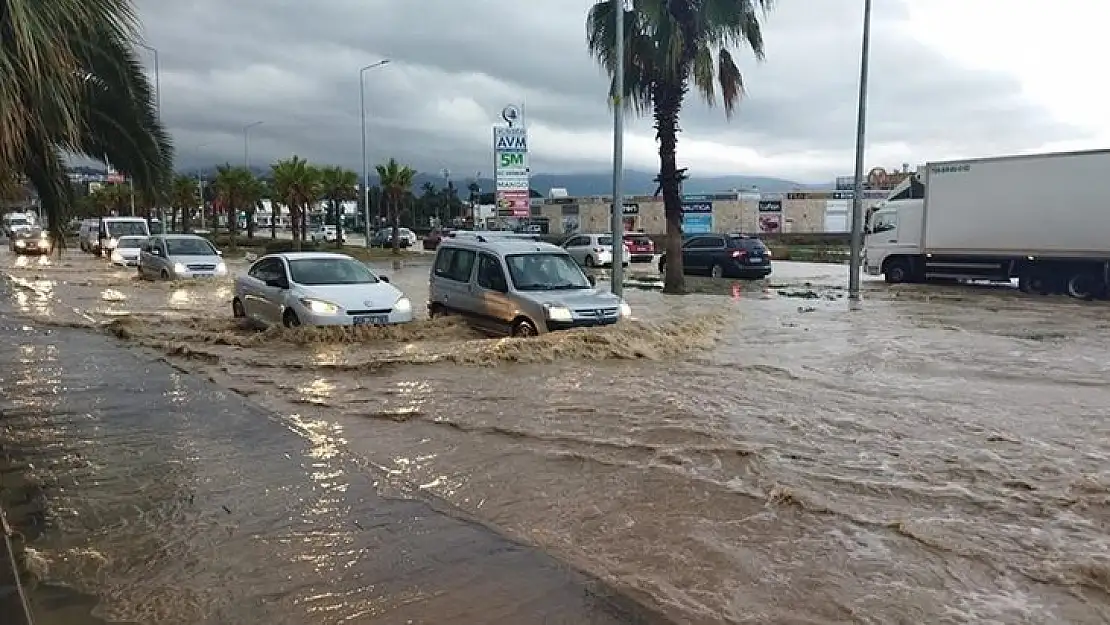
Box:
3, 248, 1110, 624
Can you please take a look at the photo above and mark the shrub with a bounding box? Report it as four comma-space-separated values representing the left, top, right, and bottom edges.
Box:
263, 239, 320, 253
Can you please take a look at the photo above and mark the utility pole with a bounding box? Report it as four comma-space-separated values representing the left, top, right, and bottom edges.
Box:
848, 0, 873, 301
359, 60, 390, 247
609, 0, 626, 296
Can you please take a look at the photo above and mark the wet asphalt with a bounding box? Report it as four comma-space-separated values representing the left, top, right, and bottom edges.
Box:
0, 284, 670, 625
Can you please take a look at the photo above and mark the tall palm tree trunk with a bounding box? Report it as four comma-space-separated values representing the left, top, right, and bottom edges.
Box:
334, 200, 344, 249
655, 81, 687, 294
395, 195, 404, 254
271, 203, 278, 239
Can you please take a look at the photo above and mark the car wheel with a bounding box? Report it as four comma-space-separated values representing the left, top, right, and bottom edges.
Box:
282, 309, 301, 328
584, 255, 596, 267
159, 269, 170, 280
710, 263, 724, 279
511, 318, 538, 338
429, 303, 448, 318
232, 298, 246, 318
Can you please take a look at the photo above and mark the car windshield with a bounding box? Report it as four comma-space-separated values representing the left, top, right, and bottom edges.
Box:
116, 238, 143, 249
597, 236, 613, 246
17, 228, 42, 238
106, 221, 147, 237
165, 238, 216, 256
288, 258, 378, 285
8, 218, 29, 226
505, 253, 591, 290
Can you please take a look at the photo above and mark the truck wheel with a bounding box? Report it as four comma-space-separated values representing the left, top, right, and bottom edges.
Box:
1018, 270, 1052, 295
884, 259, 910, 284
511, 318, 538, 337
1065, 271, 1102, 300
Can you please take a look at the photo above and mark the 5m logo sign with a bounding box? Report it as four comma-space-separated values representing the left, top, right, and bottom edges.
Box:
499, 152, 525, 168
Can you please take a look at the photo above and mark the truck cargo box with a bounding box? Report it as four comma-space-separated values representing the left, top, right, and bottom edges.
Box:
923, 150, 1110, 258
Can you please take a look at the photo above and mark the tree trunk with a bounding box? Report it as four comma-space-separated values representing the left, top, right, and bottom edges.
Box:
246, 206, 255, 240
227, 203, 238, 250
300, 205, 308, 243
292, 203, 302, 251
334, 200, 344, 249
270, 202, 278, 239
182, 202, 191, 233
654, 80, 687, 294
390, 197, 401, 255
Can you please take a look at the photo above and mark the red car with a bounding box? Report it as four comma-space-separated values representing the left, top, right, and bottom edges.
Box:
623, 233, 655, 262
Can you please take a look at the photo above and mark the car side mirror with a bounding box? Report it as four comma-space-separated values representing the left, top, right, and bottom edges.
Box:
378, 275, 389, 283
216, 250, 223, 256
265, 277, 288, 289
587, 274, 597, 287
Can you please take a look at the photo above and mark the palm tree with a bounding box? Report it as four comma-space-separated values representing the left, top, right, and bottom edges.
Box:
318, 166, 358, 248
375, 158, 416, 255
213, 164, 257, 250
170, 175, 199, 232
270, 156, 319, 251
587, 0, 769, 293
3, 0, 172, 246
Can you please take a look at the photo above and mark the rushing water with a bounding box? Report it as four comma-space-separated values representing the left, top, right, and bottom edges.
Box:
3, 248, 1110, 624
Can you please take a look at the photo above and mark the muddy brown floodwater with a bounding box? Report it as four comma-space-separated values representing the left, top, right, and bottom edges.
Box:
3, 248, 1110, 624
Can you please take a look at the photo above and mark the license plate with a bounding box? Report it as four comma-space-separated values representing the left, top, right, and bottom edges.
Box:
354, 315, 389, 326
749, 257, 764, 264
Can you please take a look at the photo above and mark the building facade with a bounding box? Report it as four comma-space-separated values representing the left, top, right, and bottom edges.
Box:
530, 190, 890, 236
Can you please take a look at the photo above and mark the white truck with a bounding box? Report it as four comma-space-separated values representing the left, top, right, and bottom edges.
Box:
864, 149, 1110, 299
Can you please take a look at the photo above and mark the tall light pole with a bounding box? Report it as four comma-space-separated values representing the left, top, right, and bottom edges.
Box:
194, 143, 210, 231
359, 59, 390, 247
243, 121, 263, 171
848, 0, 873, 301
137, 42, 161, 226
609, 0, 626, 296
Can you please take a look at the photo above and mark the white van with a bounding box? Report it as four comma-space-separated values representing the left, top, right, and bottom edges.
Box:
79, 217, 150, 255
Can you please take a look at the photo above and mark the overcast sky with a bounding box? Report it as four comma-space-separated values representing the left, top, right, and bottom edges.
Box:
132, 0, 1107, 183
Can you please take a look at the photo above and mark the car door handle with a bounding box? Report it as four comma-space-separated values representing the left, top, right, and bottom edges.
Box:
886, 239, 896, 243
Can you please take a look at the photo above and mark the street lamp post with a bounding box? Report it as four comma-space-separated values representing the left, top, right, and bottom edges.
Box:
609, 0, 626, 296
195, 143, 210, 231
848, 0, 873, 301
359, 60, 390, 247
243, 121, 263, 171
137, 42, 162, 226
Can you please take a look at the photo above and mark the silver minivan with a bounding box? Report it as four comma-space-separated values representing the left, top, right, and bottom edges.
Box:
428, 236, 632, 337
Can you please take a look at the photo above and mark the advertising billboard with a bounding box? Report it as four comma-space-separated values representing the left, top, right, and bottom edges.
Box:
681, 200, 713, 234
494, 120, 529, 217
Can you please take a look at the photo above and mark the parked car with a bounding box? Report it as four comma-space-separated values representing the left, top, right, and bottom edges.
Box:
108, 235, 146, 266
138, 234, 227, 280
658, 233, 772, 279
8, 227, 51, 255
623, 233, 655, 263
428, 235, 631, 337
370, 227, 415, 248
232, 252, 413, 328
562, 233, 630, 268
309, 224, 344, 244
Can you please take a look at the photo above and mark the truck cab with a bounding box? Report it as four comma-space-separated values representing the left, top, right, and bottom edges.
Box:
863, 176, 925, 282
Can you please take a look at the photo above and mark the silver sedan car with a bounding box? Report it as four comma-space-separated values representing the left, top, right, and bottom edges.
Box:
138, 235, 227, 280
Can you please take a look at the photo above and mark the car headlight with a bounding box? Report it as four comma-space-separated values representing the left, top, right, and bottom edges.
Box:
393, 297, 412, 312
299, 298, 339, 315
215, 262, 227, 275
14, 240, 24, 248
173, 262, 187, 274
110, 250, 123, 261
545, 305, 573, 322
619, 301, 632, 318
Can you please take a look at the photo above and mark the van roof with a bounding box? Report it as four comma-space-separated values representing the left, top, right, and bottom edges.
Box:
439, 236, 564, 255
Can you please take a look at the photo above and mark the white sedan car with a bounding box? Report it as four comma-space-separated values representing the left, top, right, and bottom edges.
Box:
232, 252, 414, 328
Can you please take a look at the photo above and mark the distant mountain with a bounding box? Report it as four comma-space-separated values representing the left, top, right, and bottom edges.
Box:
177, 166, 825, 196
